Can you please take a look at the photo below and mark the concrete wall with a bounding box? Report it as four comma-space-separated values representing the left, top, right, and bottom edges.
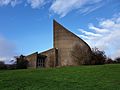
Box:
24, 20, 91, 68
53, 20, 91, 66
25, 52, 38, 68
40, 48, 58, 68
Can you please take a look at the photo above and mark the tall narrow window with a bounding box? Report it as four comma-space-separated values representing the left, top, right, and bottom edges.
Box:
37, 55, 46, 68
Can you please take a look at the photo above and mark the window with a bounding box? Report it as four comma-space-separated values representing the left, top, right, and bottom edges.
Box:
37, 55, 46, 68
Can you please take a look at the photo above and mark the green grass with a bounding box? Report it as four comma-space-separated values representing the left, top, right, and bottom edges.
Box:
0, 64, 120, 90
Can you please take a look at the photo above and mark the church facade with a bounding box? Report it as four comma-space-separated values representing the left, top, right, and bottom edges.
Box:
25, 20, 91, 68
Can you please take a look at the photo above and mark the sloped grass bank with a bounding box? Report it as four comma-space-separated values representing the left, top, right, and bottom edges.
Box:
0, 64, 120, 90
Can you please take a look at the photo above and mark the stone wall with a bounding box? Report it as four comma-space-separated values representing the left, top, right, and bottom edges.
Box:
40, 48, 58, 68
25, 52, 38, 68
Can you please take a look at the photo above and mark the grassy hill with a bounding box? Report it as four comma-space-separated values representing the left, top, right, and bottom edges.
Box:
0, 64, 120, 90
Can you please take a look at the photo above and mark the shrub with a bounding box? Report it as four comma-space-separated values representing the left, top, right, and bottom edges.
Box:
0, 61, 7, 69
90, 48, 106, 65
6, 64, 16, 70
106, 58, 114, 64
16, 55, 28, 69
115, 57, 120, 63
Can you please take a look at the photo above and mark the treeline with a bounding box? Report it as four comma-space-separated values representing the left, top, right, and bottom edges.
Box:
72, 46, 120, 65
0, 55, 28, 70
90, 48, 120, 65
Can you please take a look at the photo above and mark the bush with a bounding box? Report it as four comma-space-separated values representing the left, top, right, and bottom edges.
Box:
115, 57, 120, 63
0, 61, 7, 69
6, 64, 16, 70
90, 48, 106, 65
16, 55, 28, 69
106, 58, 114, 64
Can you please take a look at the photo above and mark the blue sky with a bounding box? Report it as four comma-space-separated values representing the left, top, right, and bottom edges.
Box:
0, 0, 120, 63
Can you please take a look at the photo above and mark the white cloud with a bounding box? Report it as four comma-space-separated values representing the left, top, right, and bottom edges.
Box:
79, 13, 120, 59
0, 0, 107, 17
113, 49, 120, 59
88, 24, 109, 33
50, 0, 104, 17
0, 0, 11, 6
79, 29, 102, 37
0, 35, 17, 63
11, 0, 20, 7
0, 0, 21, 7
27, 0, 45, 9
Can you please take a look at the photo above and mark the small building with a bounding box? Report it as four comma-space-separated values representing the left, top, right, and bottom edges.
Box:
24, 20, 91, 68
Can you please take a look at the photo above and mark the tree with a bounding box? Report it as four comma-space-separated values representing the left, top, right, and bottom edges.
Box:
115, 57, 120, 63
106, 58, 114, 64
91, 48, 106, 65
0, 61, 6, 69
16, 55, 28, 69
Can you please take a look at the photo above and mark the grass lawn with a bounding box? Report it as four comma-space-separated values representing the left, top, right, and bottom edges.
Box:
0, 64, 120, 90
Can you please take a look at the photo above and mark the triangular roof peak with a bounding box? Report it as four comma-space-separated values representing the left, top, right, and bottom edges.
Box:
53, 20, 91, 49
53, 19, 57, 23
53, 19, 65, 31
53, 19, 61, 27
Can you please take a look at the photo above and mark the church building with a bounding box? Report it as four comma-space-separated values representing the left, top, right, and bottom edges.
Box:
24, 20, 91, 68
